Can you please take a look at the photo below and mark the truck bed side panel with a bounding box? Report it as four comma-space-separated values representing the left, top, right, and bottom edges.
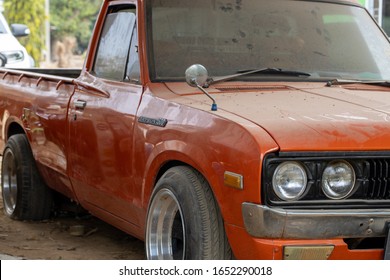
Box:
0, 69, 76, 199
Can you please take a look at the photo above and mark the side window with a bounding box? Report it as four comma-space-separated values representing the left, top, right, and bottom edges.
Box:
93, 6, 138, 82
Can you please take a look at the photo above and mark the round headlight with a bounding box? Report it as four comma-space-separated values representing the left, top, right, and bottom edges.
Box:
322, 160, 355, 199
272, 161, 307, 201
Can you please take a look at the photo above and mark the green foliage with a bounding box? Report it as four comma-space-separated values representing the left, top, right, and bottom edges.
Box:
3, 0, 102, 65
3, 0, 46, 66
50, 0, 102, 53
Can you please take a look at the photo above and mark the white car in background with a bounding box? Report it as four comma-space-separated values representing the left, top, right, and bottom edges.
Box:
0, 12, 34, 68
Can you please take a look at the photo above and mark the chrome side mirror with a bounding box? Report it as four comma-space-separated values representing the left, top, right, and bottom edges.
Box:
185, 64, 209, 88
185, 64, 217, 111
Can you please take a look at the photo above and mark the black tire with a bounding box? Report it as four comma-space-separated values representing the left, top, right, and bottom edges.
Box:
145, 166, 232, 260
1, 134, 53, 220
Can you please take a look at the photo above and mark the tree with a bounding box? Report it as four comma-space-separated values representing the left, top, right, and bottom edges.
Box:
50, 0, 102, 53
3, 0, 46, 66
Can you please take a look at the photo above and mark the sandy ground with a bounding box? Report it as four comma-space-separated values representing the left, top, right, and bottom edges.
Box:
0, 158, 146, 260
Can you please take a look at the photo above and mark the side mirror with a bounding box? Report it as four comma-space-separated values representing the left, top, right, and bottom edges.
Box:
10, 23, 31, 37
185, 64, 209, 88
185, 64, 217, 111
0, 53, 7, 67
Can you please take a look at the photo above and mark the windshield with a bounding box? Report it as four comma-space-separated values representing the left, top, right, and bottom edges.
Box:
146, 0, 390, 82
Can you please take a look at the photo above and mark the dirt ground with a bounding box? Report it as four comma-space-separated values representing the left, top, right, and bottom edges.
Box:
0, 158, 146, 260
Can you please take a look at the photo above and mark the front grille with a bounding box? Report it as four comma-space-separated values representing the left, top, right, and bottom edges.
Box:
364, 159, 390, 200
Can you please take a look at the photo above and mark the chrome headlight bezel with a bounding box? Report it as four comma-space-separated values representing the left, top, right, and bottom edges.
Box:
272, 161, 308, 201
263, 152, 390, 208
321, 160, 356, 200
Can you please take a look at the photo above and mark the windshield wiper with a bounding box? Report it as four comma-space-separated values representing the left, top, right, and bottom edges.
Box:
326, 79, 390, 87
207, 67, 311, 86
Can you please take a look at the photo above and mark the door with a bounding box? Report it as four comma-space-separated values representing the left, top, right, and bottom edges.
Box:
68, 3, 143, 226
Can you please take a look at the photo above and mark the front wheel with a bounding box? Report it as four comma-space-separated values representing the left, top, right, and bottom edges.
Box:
145, 166, 232, 260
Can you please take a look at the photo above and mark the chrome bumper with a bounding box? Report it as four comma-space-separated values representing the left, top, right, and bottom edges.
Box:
242, 203, 390, 239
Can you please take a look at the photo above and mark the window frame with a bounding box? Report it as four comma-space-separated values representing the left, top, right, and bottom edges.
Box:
91, 4, 140, 84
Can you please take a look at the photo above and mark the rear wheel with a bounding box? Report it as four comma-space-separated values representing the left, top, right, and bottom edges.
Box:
1, 134, 53, 220
145, 166, 232, 260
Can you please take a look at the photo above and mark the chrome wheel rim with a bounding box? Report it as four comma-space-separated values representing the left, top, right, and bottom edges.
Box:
146, 188, 185, 260
2, 148, 18, 216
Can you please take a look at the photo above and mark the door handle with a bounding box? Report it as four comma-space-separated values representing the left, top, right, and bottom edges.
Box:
74, 100, 87, 110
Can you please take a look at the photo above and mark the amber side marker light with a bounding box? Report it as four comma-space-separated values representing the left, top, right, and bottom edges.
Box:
224, 171, 243, 190
283, 246, 334, 260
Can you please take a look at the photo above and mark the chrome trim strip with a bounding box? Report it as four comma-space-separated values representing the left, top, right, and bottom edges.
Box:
242, 203, 390, 239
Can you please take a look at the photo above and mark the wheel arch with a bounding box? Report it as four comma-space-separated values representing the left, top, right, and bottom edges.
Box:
2, 110, 28, 140
141, 144, 221, 210
152, 160, 221, 208
7, 121, 26, 139
140, 145, 231, 240
145, 160, 214, 206
152, 160, 226, 222
154, 160, 189, 185
1, 117, 27, 154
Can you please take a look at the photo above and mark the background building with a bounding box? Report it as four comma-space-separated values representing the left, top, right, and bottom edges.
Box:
359, 0, 390, 35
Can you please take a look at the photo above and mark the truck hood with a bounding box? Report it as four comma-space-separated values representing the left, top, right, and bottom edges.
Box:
166, 82, 390, 151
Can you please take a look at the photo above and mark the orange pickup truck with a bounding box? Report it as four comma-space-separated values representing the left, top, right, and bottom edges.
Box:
1, 0, 390, 260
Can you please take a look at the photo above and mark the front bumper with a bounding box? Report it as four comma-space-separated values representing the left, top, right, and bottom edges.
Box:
242, 203, 390, 239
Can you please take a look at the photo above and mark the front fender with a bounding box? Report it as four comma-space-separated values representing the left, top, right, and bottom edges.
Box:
137, 119, 278, 229
135, 86, 280, 228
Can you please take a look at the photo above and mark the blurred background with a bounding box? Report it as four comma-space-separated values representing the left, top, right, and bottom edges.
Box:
0, 0, 102, 68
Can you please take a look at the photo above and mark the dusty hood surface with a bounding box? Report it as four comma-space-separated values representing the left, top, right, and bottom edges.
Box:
166, 82, 390, 151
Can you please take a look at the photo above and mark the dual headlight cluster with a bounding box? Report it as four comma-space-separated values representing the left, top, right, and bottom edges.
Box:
272, 160, 356, 201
